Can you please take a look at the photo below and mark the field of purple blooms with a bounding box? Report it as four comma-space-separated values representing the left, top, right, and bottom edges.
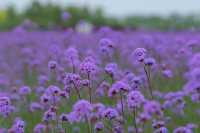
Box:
0, 27, 200, 133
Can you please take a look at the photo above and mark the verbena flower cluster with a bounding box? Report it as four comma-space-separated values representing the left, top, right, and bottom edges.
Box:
0, 25, 199, 133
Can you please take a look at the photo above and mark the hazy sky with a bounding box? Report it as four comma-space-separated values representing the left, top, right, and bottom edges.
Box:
0, 0, 200, 17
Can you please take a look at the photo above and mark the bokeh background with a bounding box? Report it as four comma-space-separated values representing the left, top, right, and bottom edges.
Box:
0, 0, 200, 30
0, 1, 200, 133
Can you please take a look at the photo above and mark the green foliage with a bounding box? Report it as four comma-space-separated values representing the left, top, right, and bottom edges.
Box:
0, 1, 200, 30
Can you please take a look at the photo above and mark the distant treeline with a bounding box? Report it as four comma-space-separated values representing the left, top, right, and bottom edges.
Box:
0, 1, 200, 31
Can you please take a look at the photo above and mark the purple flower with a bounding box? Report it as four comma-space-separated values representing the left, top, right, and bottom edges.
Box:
188, 68, 200, 81
40, 94, 51, 104
99, 38, 115, 57
173, 126, 192, 133
48, 60, 57, 70
18, 86, 31, 95
79, 58, 98, 75
34, 123, 46, 133
191, 94, 200, 103
38, 75, 49, 86
108, 81, 130, 97
94, 121, 104, 132
186, 123, 198, 130
144, 57, 156, 66
64, 73, 81, 85
143, 101, 163, 117
162, 69, 173, 78
30, 102, 43, 112
66, 111, 81, 123
42, 109, 56, 122
105, 63, 118, 76
188, 53, 200, 69
154, 127, 168, 133
152, 120, 165, 129
163, 91, 186, 115
92, 103, 105, 117
72, 100, 92, 117
132, 48, 147, 62
136, 112, 151, 124
96, 81, 110, 96
183, 81, 200, 103
59, 90, 69, 98
113, 125, 124, 133
59, 113, 68, 122
0, 96, 10, 105
102, 108, 119, 120
183, 81, 200, 95
0, 96, 13, 117
45, 85, 61, 96
64, 47, 79, 70
35, 86, 45, 95
127, 90, 145, 109
63, 85, 71, 93
41, 86, 61, 105
64, 47, 79, 60
80, 79, 90, 87
122, 72, 135, 83
0, 128, 6, 133
99, 38, 114, 49
11, 118, 25, 133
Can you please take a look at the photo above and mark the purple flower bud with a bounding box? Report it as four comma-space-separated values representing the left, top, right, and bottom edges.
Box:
19, 86, 31, 95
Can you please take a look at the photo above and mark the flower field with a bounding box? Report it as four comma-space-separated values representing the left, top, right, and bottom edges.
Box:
0, 27, 200, 133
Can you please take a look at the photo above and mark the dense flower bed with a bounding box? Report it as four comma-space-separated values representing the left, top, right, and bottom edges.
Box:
0, 27, 199, 133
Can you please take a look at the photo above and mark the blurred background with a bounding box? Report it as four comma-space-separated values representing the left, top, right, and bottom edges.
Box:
0, 0, 200, 31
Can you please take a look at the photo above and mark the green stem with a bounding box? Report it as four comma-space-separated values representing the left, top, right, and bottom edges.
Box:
133, 108, 138, 133
144, 66, 153, 99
